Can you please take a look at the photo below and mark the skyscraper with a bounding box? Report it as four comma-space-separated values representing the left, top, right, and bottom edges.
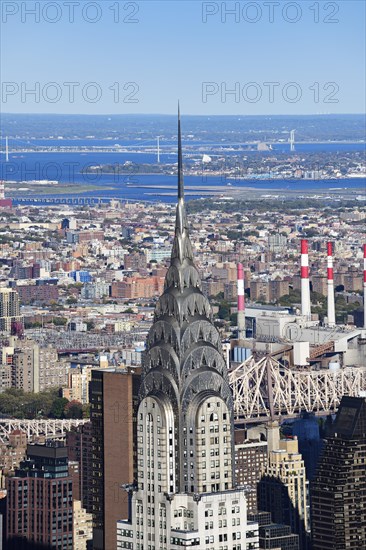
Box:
235, 434, 267, 514
117, 110, 259, 550
311, 396, 366, 549
258, 438, 310, 550
90, 368, 140, 550
234, 422, 280, 514
6, 442, 73, 550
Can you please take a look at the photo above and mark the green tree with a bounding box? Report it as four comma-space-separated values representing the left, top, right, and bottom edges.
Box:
64, 400, 83, 419
24, 320, 42, 329
53, 317, 67, 326
217, 301, 231, 320
50, 397, 68, 419
86, 321, 95, 331
0, 388, 62, 419
230, 313, 238, 325
278, 289, 301, 307
82, 403, 91, 418
0, 391, 21, 416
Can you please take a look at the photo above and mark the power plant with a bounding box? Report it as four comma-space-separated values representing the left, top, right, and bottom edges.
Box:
237, 262, 245, 342
327, 241, 336, 327
230, 242, 366, 423
364, 243, 366, 328
300, 239, 311, 319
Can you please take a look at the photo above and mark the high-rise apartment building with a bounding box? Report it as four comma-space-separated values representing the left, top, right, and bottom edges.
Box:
311, 275, 327, 296
250, 280, 270, 303
0, 364, 11, 392
268, 233, 288, 253
124, 252, 147, 271
90, 368, 140, 550
5, 442, 73, 550
16, 283, 59, 305
234, 422, 281, 515
63, 365, 93, 404
211, 261, 238, 282
234, 430, 268, 514
117, 112, 259, 550
250, 279, 289, 303
111, 276, 165, 299
268, 279, 290, 302
201, 278, 225, 298
311, 396, 366, 549
10, 338, 68, 392
0, 288, 23, 332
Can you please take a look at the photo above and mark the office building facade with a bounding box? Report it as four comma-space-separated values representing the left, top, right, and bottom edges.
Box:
90, 368, 140, 550
311, 396, 366, 549
6, 442, 73, 550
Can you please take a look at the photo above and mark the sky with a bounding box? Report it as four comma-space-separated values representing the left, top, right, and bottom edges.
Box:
1, 0, 365, 115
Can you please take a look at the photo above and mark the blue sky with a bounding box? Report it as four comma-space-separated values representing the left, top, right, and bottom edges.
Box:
1, 0, 365, 114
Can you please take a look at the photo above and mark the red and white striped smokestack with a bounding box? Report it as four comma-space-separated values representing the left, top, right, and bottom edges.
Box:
363, 244, 366, 329
301, 239, 311, 319
237, 263, 245, 341
327, 242, 336, 327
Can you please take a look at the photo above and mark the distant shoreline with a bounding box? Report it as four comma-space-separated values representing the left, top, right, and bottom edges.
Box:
7, 184, 115, 195
3, 139, 365, 151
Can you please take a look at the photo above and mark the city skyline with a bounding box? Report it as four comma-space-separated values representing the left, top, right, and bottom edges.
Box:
0, 2, 366, 548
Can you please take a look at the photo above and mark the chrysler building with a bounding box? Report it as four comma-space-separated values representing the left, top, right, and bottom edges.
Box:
117, 109, 259, 550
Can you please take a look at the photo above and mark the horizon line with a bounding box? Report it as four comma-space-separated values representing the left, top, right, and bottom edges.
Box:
1, 112, 366, 118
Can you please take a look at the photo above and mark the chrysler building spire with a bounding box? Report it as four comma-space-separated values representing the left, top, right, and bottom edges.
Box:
117, 108, 259, 550
172, 102, 193, 265
140, 107, 234, 495
178, 102, 184, 201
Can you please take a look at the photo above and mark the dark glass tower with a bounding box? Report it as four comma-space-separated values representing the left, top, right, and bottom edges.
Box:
311, 396, 366, 549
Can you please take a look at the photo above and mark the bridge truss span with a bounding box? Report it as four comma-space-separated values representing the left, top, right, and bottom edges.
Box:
229, 355, 366, 422
0, 419, 88, 444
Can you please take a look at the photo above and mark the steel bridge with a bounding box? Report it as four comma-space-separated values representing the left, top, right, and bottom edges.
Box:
11, 196, 154, 206
1, 359, 365, 442
229, 354, 366, 423
0, 419, 88, 444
